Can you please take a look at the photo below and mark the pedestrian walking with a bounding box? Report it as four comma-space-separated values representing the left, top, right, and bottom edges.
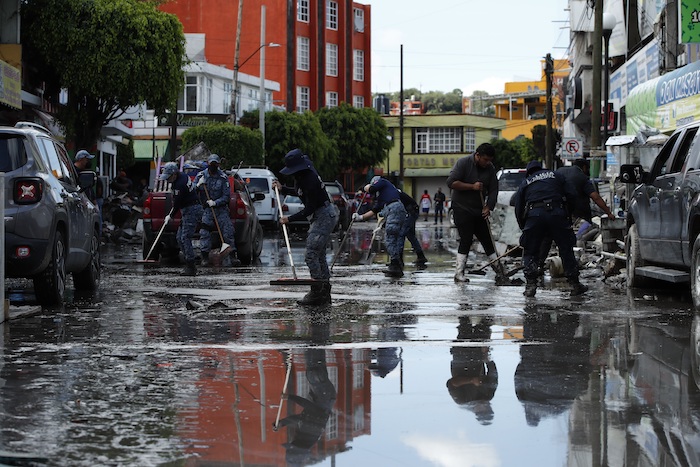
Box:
158, 162, 204, 276
537, 158, 615, 282
513, 160, 588, 297
420, 190, 431, 221
398, 188, 428, 267
434, 187, 446, 224
353, 176, 407, 277
194, 154, 240, 267
273, 149, 338, 306
446, 143, 508, 284
74, 149, 103, 235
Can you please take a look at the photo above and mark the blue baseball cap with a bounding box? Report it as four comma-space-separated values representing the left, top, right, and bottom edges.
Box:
75, 149, 95, 161
158, 162, 179, 180
280, 149, 312, 175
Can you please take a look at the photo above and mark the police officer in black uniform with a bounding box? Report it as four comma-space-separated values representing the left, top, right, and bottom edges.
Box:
513, 161, 588, 297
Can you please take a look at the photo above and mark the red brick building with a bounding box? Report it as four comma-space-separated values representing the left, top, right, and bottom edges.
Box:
160, 0, 372, 112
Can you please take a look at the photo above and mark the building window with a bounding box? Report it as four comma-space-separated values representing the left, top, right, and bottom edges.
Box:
353, 49, 364, 81
297, 36, 310, 71
177, 75, 199, 112
326, 43, 338, 77
491, 129, 500, 139
414, 127, 463, 154
353, 95, 364, 108
353, 404, 365, 431
297, 0, 309, 22
223, 82, 232, 113
354, 8, 364, 32
465, 127, 476, 152
205, 77, 212, 113
326, 91, 338, 108
297, 86, 310, 112
326, 1, 338, 30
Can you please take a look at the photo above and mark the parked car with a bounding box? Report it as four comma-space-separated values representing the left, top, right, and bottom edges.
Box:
142, 172, 264, 264
324, 180, 351, 230
620, 119, 700, 307
280, 193, 342, 231
496, 168, 527, 206
237, 167, 279, 228
1, 122, 101, 305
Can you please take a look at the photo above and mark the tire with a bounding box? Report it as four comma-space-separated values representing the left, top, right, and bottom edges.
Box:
626, 224, 649, 288
74, 229, 101, 290
691, 236, 700, 310
251, 222, 263, 259
33, 230, 67, 306
238, 223, 262, 265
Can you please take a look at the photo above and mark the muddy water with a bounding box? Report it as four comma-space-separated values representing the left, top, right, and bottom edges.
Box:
2, 224, 700, 466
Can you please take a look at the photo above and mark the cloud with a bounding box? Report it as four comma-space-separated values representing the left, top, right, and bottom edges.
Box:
402, 433, 500, 467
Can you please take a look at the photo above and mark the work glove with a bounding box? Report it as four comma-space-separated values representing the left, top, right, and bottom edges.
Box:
363, 184, 371, 192
207, 199, 216, 207
352, 212, 364, 222
164, 215, 172, 225
196, 177, 206, 187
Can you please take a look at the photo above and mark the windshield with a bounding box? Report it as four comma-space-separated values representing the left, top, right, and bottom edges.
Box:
245, 177, 270, 194
498, 172, 526, 191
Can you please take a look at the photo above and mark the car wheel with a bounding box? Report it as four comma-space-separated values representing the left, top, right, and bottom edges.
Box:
33, 230, 67, 306
74, 229, 101, 290
626, 224, 649, 288
692, 236, 700, 310
252, 222, 263, 259
237, 224, 258, 265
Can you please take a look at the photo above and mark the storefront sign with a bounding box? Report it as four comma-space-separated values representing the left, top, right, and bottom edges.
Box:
403, 156, 460, 168
681, 4, 700, 43
158, 113, 231, 127
0, 59, 21, 110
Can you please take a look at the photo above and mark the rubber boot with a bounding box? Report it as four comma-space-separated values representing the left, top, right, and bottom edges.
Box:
491, 260, 510, 286
182, 260, 196, 277
454, 253, 469, 283
523, 279, 537, 297
322, 282, 332, 304
229, 250, 242, 267
200, 251, 209, 267
415, 252, 428, 267
385, 259, 404, 278
537, 267, 546, 287
298, 282, 329, 306
568, 277, 589, 296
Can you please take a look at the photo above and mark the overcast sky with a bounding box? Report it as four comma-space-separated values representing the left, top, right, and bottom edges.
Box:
363, 0, 571, 95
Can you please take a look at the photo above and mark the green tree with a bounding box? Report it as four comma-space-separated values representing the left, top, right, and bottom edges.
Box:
181, 123, 263, 168
264, 110, 337, 180
21, 0, 187, 151
316, 103, 391, 172
490, 137, 538, 169
469, 91, 495, 115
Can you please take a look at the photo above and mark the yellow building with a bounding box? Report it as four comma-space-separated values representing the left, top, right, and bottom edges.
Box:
380, 114, 506, 200
487, 59, 568, 140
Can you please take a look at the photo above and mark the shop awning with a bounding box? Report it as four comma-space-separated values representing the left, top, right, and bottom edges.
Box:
133, 140, 170, 160
403, 168, 452, 177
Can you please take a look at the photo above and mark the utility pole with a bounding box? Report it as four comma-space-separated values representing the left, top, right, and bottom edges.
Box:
259, 4, 267, 162
590, 0, 603, 150
545, 53, 554, 169
399, 44, 404, 189
230, 0, 244, 123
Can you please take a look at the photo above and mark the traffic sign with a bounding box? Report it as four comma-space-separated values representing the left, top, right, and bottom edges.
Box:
562, 137, 583, 159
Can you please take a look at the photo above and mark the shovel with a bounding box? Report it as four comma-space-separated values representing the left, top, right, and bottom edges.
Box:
331, 191, 367, 270
360, 216, 385, 265
468, 245, 522, 275
202, 183, 232, 256
270, 185, 314, 286
137, 208, 172, 264
272, 352, 293, 431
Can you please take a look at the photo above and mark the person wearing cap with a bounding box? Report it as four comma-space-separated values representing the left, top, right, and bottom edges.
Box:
398, 188, 428, 267
74, 149, 94, 172
158, 162, 203, 276
446, 142, 507, 284
353, 176, 407, 277
194, 154, 240, 267
513, 160, 587, 297
537, 158, 615, 283
272, 149, 338, 306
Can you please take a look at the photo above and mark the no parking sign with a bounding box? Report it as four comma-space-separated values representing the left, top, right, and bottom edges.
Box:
561, 137, 582, 159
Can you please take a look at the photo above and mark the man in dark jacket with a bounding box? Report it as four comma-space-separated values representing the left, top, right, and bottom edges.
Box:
398, 189, 428, 267
513, 161, 587, 297
159, 162, 203, 276
273, 149, 338, 305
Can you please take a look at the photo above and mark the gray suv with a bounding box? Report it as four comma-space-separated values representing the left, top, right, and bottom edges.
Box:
1, 122, 101, 305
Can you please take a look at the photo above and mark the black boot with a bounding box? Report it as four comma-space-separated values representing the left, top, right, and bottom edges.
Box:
415, 252, 428, 267
523, 279, 537, 297
200, 251, 209, 267
568, 277, 588, 296
229, 250, 242, 267
298, 282, 330, 306
385, 259, 404, 277
182, 260, 196, 276
491, 261, 510, 285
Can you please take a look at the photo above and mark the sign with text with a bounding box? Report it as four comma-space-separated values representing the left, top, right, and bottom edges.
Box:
561, 137, 583, 159
0, 59, 21, 110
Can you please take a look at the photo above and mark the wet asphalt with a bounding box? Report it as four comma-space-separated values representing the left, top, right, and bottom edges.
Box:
2, 221, 700, 467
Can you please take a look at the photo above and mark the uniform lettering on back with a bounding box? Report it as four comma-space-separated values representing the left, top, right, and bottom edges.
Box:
526, 171, 556, 185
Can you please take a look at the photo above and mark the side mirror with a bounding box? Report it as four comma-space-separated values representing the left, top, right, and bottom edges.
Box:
619, 164, 645, 184
78, 171, 97, 192
254, 192, 265, 202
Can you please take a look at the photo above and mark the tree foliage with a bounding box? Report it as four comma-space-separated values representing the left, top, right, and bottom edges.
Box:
316, 103, 391, 171
264, 111, 337, 180
490, 137, 538, 169
21, 0, 187, 150
181, 123, 263, 169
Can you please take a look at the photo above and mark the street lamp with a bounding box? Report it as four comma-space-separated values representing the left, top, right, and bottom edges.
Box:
602, 12, 616, 147
230, 41, 280, 124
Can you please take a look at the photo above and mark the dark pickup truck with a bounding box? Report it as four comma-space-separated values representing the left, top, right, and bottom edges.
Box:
621, 120, 700, 307
142, 172, 264, 264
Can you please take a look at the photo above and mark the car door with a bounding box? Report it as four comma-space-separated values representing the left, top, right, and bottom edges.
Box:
679, 129, 700, 265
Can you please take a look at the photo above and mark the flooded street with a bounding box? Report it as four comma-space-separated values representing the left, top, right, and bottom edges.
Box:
2, 222, 700, 466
